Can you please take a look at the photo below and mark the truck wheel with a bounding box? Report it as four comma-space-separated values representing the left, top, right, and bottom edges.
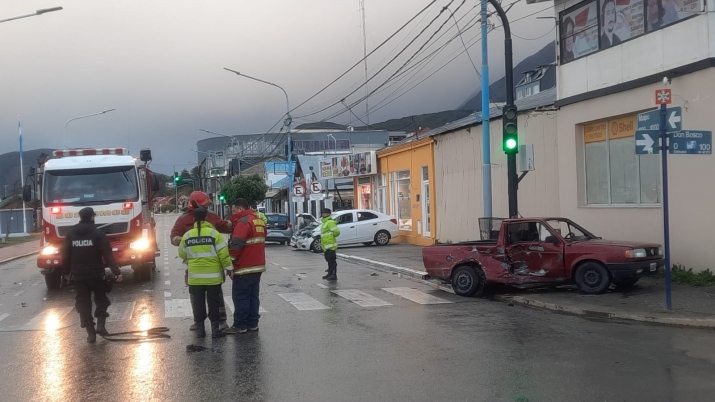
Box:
614, 278, 640, 288
44, 271, 61, 290
311, 238, 323, 253
575, 262, 611, 294
374, 231, 391, 246
451, 265, 485, 297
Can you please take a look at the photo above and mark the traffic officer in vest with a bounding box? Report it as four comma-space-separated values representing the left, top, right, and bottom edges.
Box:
171, 191, 232, 332
178, 207, 233, 338
320, 208, 340, 281
225, 198, 267, 334
61, 207, 123, 343
251, 203, 268, 226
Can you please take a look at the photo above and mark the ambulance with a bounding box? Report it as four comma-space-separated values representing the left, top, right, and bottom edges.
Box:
24, 148, 160, 289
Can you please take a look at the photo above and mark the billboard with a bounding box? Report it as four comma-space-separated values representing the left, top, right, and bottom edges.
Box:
320, 151, 377, 179
560, 0, 600, 62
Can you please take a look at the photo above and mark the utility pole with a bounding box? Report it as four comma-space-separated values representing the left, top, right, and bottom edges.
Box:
488, 0, 518, 218
480, 0, 492, 218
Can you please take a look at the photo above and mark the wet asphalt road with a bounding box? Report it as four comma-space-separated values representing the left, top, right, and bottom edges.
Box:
0, 214, 714, 402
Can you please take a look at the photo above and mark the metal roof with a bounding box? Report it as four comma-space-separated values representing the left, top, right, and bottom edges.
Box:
390, 87, 557, 146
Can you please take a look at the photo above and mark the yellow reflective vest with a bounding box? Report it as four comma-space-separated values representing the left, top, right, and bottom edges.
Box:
256, 211, 268, 226
178, 221, 233, 285
320, 216, 340, 251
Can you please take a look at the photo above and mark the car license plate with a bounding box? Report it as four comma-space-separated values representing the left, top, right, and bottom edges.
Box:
649, 262, 657, 272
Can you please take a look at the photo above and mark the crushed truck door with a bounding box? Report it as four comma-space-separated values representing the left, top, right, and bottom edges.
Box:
504, 221, 565, 282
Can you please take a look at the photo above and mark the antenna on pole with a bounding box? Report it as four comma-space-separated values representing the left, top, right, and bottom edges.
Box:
360, 0, 370, 128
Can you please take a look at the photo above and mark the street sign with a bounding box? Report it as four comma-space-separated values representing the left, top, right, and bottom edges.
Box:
670, 130, 712, 154
309, 181, 323, 194
637, 107, 681, 132
309, 193, 325, 201
209, 168, 227, 178
635, 130, 659, 154
655, 89, 672, 105
292, 183, 305, 197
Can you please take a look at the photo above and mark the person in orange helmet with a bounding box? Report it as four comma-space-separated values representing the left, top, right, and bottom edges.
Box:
171, 191, 232, 331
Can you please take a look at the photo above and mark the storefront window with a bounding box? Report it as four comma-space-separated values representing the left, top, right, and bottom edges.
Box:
583, 116, 660, 205
390, 170, 412, 231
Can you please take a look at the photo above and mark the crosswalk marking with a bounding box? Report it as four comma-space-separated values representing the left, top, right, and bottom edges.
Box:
164, 292, 172, 298
278, 293, 330, 311
223, 296, 267, 314
315, 283, 328, 289
21, 307, 73, 331
382, 287, 452, 305
164, 298, 193, 318
332, 289, 392, 307
107, 302, 135, 322
0, 313, 8, 322
13, 291, 25, 297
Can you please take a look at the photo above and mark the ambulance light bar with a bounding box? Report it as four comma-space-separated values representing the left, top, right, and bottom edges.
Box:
52, 148, 128, 157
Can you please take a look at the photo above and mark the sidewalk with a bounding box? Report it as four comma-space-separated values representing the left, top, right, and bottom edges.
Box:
0, 238, 40, 265
337, 242, 715, 328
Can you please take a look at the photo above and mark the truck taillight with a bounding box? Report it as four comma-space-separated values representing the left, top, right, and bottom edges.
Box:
123, 202, 133, 209
50, 207, 61, 214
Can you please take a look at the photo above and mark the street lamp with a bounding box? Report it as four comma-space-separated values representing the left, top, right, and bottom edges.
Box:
327, 134, 337, 152
63, 108, 116, 148
0, 6, 63, 24
223, 67, 294, 225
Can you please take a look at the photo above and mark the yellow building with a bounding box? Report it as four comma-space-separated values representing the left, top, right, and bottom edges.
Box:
369, 136, 436, 246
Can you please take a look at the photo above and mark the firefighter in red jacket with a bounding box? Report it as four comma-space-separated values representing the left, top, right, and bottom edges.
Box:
224, 198, 267, 334
171, 191, 232, 331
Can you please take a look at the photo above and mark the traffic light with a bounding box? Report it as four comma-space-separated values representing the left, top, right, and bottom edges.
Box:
218, 193, 226, 202
173, 172, 181, 184
502, 105, 519, 154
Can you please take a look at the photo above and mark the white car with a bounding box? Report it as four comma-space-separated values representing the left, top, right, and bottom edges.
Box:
297, 209, 399, 253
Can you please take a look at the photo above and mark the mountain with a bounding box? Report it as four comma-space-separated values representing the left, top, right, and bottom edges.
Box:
458, 41, 556, 111
0, 149, 55, 197
354, 110, 474, 132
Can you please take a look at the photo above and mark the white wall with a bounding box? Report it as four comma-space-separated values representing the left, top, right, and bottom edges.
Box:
434, 111, 561, 243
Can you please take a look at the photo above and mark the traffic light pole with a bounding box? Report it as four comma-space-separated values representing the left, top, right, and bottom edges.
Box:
488, 0, 518, 218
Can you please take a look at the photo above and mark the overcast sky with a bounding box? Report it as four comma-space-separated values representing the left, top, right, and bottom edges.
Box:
1, 0, 555, 175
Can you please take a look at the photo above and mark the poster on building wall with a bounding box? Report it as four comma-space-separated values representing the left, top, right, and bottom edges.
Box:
320, 151, 376, 179
560, 0, 599, 62
646, 0, 702, 32
584, 121, 607, 143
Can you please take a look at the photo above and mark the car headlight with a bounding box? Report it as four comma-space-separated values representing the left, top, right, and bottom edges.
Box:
658, 247, 663, 256
625, 248, 647, 258
41, 245, 59, 255
130, 238, 150, 250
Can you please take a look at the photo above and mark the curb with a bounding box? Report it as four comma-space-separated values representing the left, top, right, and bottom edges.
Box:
0, 251, 38, 266
336, 253, 455, 294
496, 295, 715, 329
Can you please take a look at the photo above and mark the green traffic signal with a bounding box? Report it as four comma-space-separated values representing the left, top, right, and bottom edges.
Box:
219, 193, 226, 202
505, 138, 517, 150
502, 105, 519, 155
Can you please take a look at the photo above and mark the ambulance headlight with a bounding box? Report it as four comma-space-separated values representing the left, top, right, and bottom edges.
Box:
130, 238, 150, 250
41, 246, 60, 255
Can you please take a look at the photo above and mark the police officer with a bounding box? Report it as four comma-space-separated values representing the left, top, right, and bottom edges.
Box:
178, 207, 233, 338
171, 191, 232, 332
251, 203, 268, 226
61, 207, 123, 343
320, 208, 340, 281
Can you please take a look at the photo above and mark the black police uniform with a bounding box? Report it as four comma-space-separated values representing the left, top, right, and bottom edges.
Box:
61, 208, 121, 342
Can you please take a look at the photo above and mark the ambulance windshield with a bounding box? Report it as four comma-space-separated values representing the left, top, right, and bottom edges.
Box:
44, 166, 139, 205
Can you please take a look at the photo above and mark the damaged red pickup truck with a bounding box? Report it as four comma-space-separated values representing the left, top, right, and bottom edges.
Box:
422, 217, 664, 297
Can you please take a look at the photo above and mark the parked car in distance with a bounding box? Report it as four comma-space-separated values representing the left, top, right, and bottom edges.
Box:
298, 209, 399, 253
265, 213, 293, 245
422, 217, 664, 297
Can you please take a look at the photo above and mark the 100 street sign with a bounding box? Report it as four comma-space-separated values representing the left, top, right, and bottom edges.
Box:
637, 107, 682, 132
670, 130, 712, 154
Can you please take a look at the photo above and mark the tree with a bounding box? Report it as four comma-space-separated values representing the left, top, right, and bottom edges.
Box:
222, 174, 268, 206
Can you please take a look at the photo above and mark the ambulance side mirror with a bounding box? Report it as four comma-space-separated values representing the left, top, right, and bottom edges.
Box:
151, 174, 160, 192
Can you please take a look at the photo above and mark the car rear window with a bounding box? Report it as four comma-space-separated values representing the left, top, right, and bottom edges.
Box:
267, 215, 288, 225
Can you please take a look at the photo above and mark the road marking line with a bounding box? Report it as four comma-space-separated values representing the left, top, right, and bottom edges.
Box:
107, 302, 135, 322
278, 293, 329, 311
13, 291, 24, 297
164, 292, 172, 298
165, 280, 171, 285
382, 287, 452, 305
164, 272, 170, 277
315, 283, 328, 289
271, 262, 280, 266
164, 298, 193, 318
0, 313, 8, 323
295, 273, 307, 278
332, 289, 392, 307
20, 307, 73, 331
280, 266, 289, 270
223, 296, 267, 313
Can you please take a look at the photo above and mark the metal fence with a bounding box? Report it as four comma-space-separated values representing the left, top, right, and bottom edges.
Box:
0, 209, 35, 236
